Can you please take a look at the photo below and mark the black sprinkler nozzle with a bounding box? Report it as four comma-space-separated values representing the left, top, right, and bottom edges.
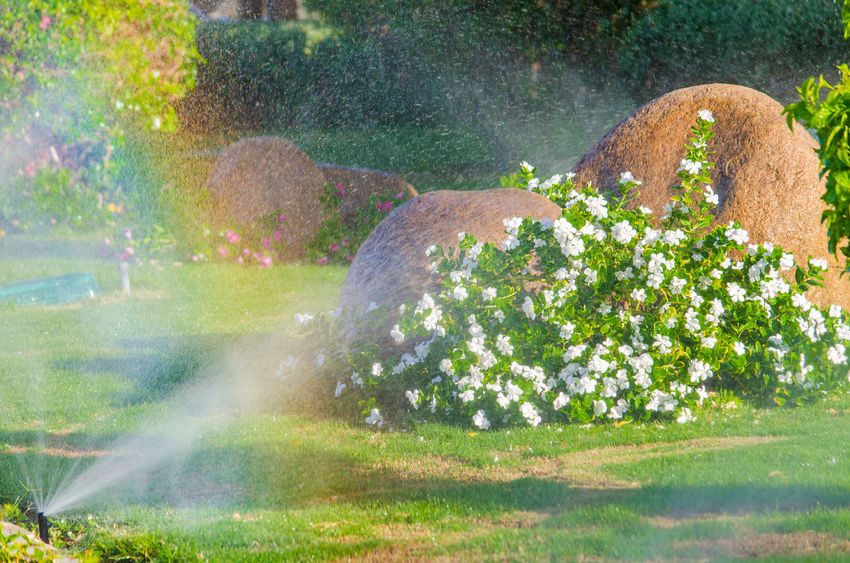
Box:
37, 511, 49, 544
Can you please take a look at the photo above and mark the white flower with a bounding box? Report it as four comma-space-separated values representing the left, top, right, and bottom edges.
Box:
417, 293, 435, 312
653, 334, 673, 355
496, 334, 515, 356
316, 353, 326, 367
503, 216, 523, 236
585, 195, 609, 219
482, 287, 498, 301
670, 277, 687, 295
553, 392, 570, 410
676, 407, 696, 424
520, 161, 534, 173
688, 359, 713, 383
612, 220, 638, 244
519, 402, 541, 426
780, 253, 795, 270
452, 285, 468, 301
472, 410, 491, 430
701, 335, 718, 349
609, 399, 628, 420
791, 294, 812, 311
505, 381, 523, 402
631, 288, 647, 302
365, 408, 384, 428
334, 381, 347, 397
727, 282, 746, 303
703, 185, 719, 206
390, 324, 405, 343
423, 307, 443, 331
639, 206, 653, 215
733, 341, 746, 356
593, 399, 608, 417
619, 171, 641, 185
698, 109, 715, 122
678, 158, 702, 175
724, 223, 749, 245
371, 362, 383, 377
560, 322, 576, 340
809, 257, 829, 271
662, 229, 687, 246
294, 312, 314, 326
830, 304, 844, 318
522, 296, 536, 320
459, 389, 475, 403
828, 344, 848, 365
405, 389, 420, 408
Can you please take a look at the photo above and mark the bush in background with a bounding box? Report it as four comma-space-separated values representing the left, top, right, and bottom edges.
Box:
619, 0, 850, 101
0, 0, 201, 231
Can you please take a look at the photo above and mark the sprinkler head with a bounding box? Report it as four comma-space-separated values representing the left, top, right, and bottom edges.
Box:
37, 512, 49, 544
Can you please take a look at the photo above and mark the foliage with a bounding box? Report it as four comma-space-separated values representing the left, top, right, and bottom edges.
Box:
186, 213, 289, 268
305, 182, 410, 265
298, 114, 850, 429
783, 0, 850, 270
184, 20, 444, 130
619, 0, 849, 99
304, 0, 655, 58
0, 0, 201, 231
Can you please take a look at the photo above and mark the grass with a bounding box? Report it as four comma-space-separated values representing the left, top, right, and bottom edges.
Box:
2, 236, 850, 561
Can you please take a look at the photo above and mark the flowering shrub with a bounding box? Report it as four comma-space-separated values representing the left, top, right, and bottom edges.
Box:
187, 212, 290, 268
0, 0, 200, 231
305, 182, 410, 265
297, 113, 850, 429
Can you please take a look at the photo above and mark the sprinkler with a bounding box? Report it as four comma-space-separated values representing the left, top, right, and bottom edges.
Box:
37, 512, 49, 544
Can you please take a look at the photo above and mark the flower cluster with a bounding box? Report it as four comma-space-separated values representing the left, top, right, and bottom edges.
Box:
302, 113, 850, 429
306, 182, 409, 265
190, 213, 288, 268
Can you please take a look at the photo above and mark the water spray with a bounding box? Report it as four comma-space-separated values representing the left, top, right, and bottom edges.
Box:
37, 512, 49, 544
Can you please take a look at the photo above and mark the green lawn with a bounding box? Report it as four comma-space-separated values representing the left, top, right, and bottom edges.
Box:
2, 236, 850, 561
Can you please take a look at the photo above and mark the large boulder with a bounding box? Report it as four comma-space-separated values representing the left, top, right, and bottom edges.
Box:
339, 188, 563, 314
205, 137, 327, 258
317, 164, 418, 224
571, 83, 849, 309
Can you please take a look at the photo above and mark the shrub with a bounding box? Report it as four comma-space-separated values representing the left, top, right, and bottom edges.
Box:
183, 20, 445, 130
305, 182, 410, 265
619, 0, 850, 100
294, 113, 850, 429
0, 0, 200, 230
783, 0, 850, 270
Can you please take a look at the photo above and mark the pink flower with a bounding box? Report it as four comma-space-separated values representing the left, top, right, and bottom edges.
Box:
237, 256, 244, 264
337, 189, 347, 197
376, 201, 393, 212
120, 246, 134, 260
329, 243, 339, 252
346, 254, 354, 262
273, 230, 283, 242
334, 182, 345, 189
257, 254, 273, 268
104, 237, 112, 246
123, 228, 132, 239
192, 254, 200, 262
218, 246, 229, 257
277, 214, 286, 222
262, 236, 272, 249
39, 15, 51, 31
363, 217, 370, 224
341, 237, 350, 246
316, 256, 329, 265
23, 164, 36, 178
242, 248, 250, 256
225, 230, 240, 244
396, 192, 405, 199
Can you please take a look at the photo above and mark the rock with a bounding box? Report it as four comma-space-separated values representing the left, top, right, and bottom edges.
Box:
205, 137, 327, 258
339, 188, 563, 315
571, 83, 849, 309
317, 164, 418, 225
